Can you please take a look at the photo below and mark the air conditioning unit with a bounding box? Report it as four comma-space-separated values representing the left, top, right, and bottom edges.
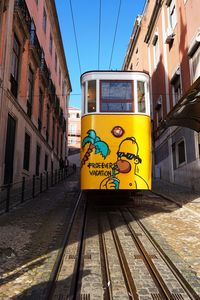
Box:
165, 27, 175, 44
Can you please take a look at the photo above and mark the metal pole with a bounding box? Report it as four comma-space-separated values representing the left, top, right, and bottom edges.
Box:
32, 175, 35, 198
40, 173, 43, 193
21, 177, 25, 203
46, 171, 48, 190
5, 184, 10, 213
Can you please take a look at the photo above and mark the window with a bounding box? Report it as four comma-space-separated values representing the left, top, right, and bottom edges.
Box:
52, 117, 55, 147
190, 46, 200, 83
10, 34, 20, 98
155, 96, 163, 126
44, 154, 48, 171
137, 81, 146, 113
177, 140, 186, 166
27, 67, 34, 117
76, 113, 80, 118
59, 68, 61, 86
35, 145, 41, 176
49, 32, 53, 55
100, 80, 133, 112
43, 8, 47, 33
171, 72, 181, 105
87, 80, 96, 112
172, 139, 186, 169
167, 0, 177, 30
153, 34, 160, 68
57, 127, 59, 154
60, 134, 63, 157
38, 89, 43, 131
46, 104, 50, 142
55, 53, 57, 72
23, 132, 30, 171
69, 124, 77, 135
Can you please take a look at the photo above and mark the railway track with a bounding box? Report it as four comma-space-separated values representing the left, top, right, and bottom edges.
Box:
45, 191, 200, 300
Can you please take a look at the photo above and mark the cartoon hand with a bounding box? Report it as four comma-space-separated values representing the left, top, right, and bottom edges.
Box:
100, 178, 117, 189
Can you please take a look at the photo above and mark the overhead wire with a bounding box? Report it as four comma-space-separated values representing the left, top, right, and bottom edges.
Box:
69, 0, 82, 75
109, 0, 122, 70
98, 0, 102, 70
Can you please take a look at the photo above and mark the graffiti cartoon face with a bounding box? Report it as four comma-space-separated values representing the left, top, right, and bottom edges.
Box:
113, 137, 141, 174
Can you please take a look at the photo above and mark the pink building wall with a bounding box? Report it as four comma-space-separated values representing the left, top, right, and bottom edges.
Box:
0, 0, 71, 185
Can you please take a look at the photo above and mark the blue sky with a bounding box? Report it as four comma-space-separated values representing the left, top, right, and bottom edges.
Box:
55, 0, 146, 108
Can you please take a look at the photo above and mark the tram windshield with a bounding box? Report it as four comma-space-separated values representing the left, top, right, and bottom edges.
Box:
100, 80, 133, 112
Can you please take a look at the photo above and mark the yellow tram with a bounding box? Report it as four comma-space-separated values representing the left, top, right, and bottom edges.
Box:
80, 71, 152, 190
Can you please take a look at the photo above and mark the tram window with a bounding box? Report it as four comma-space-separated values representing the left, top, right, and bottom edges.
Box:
101, 102, 132, 111
100, 80, 133, 112
137, 81, 146, 113
87, 80, 96, 112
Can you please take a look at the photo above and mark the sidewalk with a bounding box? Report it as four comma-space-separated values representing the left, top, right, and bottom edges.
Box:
153, 178, 200, 207
145, 178, 200, 294
0, 171, 80, 299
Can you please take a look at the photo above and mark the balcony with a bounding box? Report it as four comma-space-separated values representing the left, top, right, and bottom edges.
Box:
40, 53, 50, 85
30, 27, 42, 64
14, 0, 31, 36
62, 119, 66, 132
59, 108, 64, 125
55, 97, 60, 115
48, 79, 56, 104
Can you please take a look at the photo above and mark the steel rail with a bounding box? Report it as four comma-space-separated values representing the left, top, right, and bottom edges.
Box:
98, 215, 113, 300
71, 198, 88, 300
121, 209, 172, 300
44, 191, 84, 299
134, 213, 200, 300
108, 213, 139, 299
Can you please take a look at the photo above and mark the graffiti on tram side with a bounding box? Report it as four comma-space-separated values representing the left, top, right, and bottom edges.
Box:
81, 129, 110, 168
81, 129, 149, 190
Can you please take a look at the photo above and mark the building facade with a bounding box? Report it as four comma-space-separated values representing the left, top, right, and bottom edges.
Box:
67, 106, 81, 150
124, 0, 200, 191
0, 0, 71, 185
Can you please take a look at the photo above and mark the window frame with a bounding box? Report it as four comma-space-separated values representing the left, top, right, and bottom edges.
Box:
167, 0, 177, 30
153, 33, 160, 69
171, 70, 182, 106
176, 139, 186, 167
43, 8, 47, 33
189, 45, 200, 83
100, 80, 134, 113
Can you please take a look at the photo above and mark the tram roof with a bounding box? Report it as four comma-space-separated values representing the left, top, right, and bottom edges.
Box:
80, 70, 149, 81
160, 76, 200, 132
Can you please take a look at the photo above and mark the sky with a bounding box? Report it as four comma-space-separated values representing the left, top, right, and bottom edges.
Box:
55, 0, 146, 109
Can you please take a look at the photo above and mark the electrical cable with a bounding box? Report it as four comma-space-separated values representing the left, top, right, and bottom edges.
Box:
109, 0, 122, 70
98, 0, 101, 70
69, 0, 82, 75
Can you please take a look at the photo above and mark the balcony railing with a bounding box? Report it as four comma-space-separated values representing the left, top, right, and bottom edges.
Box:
55, 96, 60, 115
30, 28, 42, 62
63, 119, 66, 132
15, 0, 32, 32
49, 79, 56, 103
40, 52, 50, 84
